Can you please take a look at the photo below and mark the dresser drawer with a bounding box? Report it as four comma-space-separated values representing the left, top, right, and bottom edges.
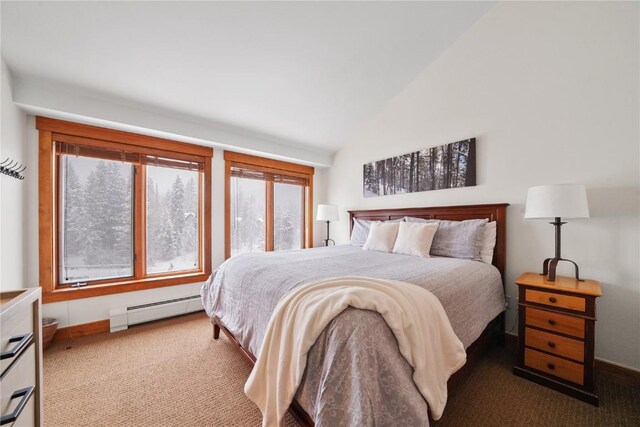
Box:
1, 343, 36, 426
525, 289, 585, 312
525, 307, 585, 338
525, 327, 584, 362
524, 347, 584, 385
0, 303, 34, 377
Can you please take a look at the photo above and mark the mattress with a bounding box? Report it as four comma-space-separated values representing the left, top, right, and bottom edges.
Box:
202, 245, 505, 425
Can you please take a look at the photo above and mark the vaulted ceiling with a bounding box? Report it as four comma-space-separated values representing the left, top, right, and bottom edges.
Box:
1, 1, 492, 165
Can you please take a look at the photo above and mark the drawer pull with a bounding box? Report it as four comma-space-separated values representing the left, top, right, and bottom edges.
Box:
0, 386, 35, 425
547, 341, 556, 348
0, 333, 33, 360
547, 363, 556, 370
547, 319, 556, 326
549, 297, 557, 303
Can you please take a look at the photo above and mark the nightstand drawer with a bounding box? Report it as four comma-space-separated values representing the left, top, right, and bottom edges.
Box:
525, 348, 584, 385
525, 327, 584, 362
526, 289, 585, 312
525, 307, 585, 338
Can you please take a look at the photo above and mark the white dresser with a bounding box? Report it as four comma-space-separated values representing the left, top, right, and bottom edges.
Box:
1, 288, 43, 427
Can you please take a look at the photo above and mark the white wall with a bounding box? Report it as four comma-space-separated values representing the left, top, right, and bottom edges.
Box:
13, 75, 332, 167
0, 58, 29, 291
319, 2, 640, 369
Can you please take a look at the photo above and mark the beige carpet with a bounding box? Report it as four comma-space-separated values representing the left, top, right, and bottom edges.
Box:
44, 312, 639, 427
44, 312, 295, 427
434, 347, 640, 427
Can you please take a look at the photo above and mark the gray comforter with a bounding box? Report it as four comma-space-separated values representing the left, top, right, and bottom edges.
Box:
201, 245, 505, 426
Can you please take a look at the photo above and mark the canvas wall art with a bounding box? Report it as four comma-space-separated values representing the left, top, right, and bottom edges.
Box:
363, 138, 476, 197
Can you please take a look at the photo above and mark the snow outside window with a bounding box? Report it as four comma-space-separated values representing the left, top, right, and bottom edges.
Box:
59, 155, 134, 283
146, 165, 200, 274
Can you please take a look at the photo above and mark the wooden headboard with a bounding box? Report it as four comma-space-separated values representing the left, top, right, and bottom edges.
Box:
348, 203, 509, 280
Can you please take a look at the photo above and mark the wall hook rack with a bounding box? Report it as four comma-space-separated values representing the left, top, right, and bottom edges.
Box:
0, 157, 27, 180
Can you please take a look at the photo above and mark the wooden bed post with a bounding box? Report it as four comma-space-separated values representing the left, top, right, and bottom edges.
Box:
213, 324, 220, 339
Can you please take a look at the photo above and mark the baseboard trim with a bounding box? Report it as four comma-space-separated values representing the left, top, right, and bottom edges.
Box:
505, 332, 639, 385
50, 312, 206, 343
595, 359, 640, 386
52, 319, 110, 343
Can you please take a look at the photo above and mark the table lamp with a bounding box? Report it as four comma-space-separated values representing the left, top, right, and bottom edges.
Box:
525, 184, 589, 281
316, 204, 339, 246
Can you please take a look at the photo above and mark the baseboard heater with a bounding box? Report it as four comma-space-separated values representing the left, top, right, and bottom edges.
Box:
109, 295, 203, 333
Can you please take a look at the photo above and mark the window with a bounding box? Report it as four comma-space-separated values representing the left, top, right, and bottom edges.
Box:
224, 151, 313, 258
273, 181, 304, 251
230, 176, 266, 256
146, 164, 200, 274
38, 117, 212, 302
59, 155, 134, 283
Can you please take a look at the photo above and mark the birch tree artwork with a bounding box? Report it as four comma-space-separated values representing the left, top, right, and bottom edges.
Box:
363, 138, 476, 197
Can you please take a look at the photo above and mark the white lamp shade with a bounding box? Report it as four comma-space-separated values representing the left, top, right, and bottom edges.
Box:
525, 184, 589, 219
316, 204, 339, 221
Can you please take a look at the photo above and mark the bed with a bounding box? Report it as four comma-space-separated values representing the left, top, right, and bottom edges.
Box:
202, 203, 508, 426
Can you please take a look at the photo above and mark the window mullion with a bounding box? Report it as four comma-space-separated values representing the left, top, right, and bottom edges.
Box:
300, 185, 306, 249
265, 179, 274, 252
304, 177, 313, 249
134, 164, 145, 279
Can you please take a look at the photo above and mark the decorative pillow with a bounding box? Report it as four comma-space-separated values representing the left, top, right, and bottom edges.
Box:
350, 219, 371, 247
392, 222, 439, 258
429, 219, 488, 260
480, 221, 497, 264
362, 221, 400, 252
350, 218, 402, 247
404, 216, 491, 260
403, 216, 431, 223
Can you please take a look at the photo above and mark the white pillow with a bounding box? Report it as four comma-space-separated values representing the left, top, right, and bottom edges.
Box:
350, 218, 371, 247
350, 218, 403, 247
362, 221, 400, 252
392, 222, 439, 258
406, 217, 497, 263
480, 221, 497, 264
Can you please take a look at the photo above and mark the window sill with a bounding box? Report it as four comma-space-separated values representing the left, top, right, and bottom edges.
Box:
42, 272, 210, 303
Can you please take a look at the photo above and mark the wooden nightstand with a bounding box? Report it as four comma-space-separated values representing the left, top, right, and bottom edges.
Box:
513, 272, 602, 405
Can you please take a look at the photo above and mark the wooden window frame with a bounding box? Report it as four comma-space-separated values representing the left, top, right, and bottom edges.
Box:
37, 117, 213, 303
224, 151, 314, 259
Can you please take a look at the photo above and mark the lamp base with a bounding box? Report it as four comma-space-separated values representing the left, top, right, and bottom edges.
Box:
323, 220, 335, 247
542, 257, 583, 282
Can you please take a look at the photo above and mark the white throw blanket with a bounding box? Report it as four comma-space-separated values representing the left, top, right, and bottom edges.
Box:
244, 276, 467, 426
